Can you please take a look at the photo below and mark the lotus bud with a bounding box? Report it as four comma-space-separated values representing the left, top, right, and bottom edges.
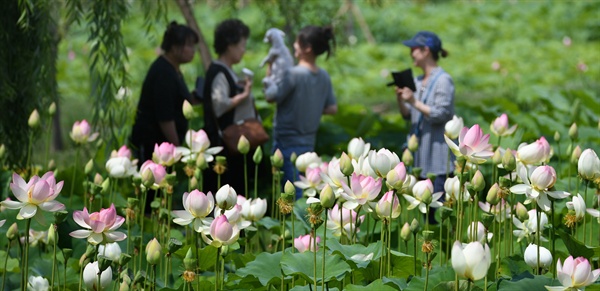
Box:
237, 135, 250, 155
524, 243, 553, 269
553, 131, 561, 143
402, 148, 413, 167
101, 178, 110, 195
183, 248, 196, 271
486, 183, 501, 205
6, 223, 18, 240
28, 109, 40, 128
471, 170, 485, 192
215, 184, 237, 211
48, 102, 57, 116
284, 181, 296, 200
400, 222, 411, 241
570, 145, 582, 165
83, 261, 112, 291
141, 168, 155, 188
492, 148, 502, 165
0, 144, 5, 159
145, 238, 162, 265
290, 152, 297, 164
84, 159, 94, 175
319, 184, 335, 209
339, 152, 354, 176
182, 100, 197, 120
386, 162, 406, 190
271, 149, 284, 168
253, 146, 263, 164
407, 134, 419, 152
515, 202, 528, 221
569, 123, 578, 140
119, 272, 131, 291
93, 173, 103, 186
502, 149, 516, 172
566, 143, 573, 157
47, 159, 56, 171
190, 176, 198, 190
196, 153, 208, 170
410, 218, 420, 234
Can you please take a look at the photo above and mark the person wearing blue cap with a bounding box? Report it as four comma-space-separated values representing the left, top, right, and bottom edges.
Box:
396, 31, 455, 224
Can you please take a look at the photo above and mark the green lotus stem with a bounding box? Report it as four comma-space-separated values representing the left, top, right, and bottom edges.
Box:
313, 230, 318, 291
413, 232, 417, 276
69, 147, 80, 208
380, 220, 385, 279
215, 247, 221, 291
97, 266, 102, 291
352, 206, 362, 243
583, 180, 588, 244
139, 187, 148, 270
568, 141, 573, 191
322, 214, 328, 290
467, 279, 472, 291
52, 237, 57, 289
424, 252, 430, 291
446, 148, 451, 181
439, 217, 443, 266
254, 162, 258, 199
551, 200, 556, 279
387, 219, 392, 277
22, 218, 32, 291
291, 208, 295, 253
456, 166, 466, 241
535, 201, 541, 275
281, 214, 286, 252
271, 173, 275, 218
243, 153, 248, 197
45, 115, 52, 167
446, 218, 451, 265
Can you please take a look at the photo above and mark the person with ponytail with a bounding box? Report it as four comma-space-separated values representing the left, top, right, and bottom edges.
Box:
132, 21, 199, 163
264, 25, 338, 198
396, 31, 455, 223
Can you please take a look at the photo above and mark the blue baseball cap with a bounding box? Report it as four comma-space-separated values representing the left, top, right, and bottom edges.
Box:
402, 31, 442, 53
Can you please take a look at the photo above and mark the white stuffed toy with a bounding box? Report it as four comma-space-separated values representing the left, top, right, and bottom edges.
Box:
261, 28, 294, 96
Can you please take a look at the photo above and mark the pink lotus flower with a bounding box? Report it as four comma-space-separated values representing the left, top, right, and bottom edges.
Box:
203, 215, 239, 247
510, 165, 569, 212
294, 167, 324, 197
403, 179, 443, 214
340, 173, 382, 210
517, 137, 551, 165
213, 204, 251, 231
111, 145, 132, 159
367, 148, 400, 178
326, 204, 364, 239
444, 124, 494, 164
294, 234, 320, 253
2, 172, 65, 220
320, 157, 346, 195
376, 190, 400, 219
385, 162, 406, 190
152, 142, 181, 166
490, 114, 517, 137
546, 256, 600, 290
139, 160, 167, 186
179, 129, 223, 163
172, 190, 215, 233
70, 120, 99, 144
69, 204, 127, 245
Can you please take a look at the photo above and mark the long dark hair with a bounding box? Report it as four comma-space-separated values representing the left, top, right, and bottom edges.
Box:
297, 25, 336, 59
160, 21, 199, 52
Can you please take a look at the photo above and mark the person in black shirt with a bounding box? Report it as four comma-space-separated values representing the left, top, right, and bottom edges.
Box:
131, 22, 199, 163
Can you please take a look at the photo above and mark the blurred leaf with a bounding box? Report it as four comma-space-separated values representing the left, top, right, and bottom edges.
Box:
235, 251, 284, 286
346, 279, 398, 290
0, 251, 20, 272
497, 272, 555, 290
557, 229, 599, 259
389, 250, 417, 278
280, 251, 351, 283
327, 238, 383, 268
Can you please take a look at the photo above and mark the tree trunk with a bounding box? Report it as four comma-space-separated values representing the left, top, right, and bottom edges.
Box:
175, 0, 212, 72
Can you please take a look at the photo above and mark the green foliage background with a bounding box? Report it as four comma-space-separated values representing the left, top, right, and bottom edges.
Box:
10, 0, 600, 165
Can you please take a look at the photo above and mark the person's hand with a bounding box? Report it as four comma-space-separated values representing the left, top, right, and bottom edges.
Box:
400, 87, 415, 104
243, 77, 253, 96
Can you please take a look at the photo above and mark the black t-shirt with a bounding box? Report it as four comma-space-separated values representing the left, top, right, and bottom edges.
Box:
131, 56, 190, 161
